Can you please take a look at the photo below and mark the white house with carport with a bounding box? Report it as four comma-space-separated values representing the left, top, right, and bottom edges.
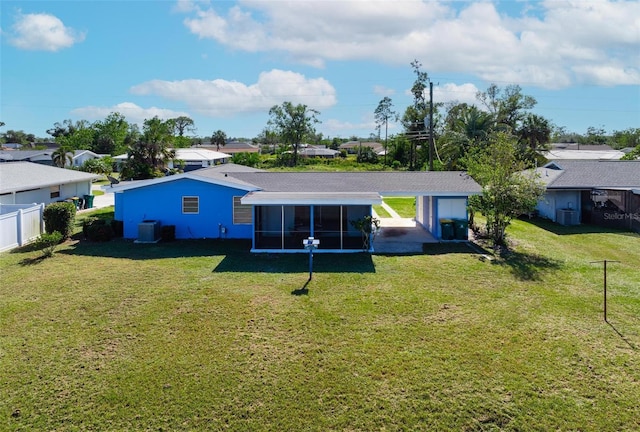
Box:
108, 165, 481, 252
113, 148, 231, 173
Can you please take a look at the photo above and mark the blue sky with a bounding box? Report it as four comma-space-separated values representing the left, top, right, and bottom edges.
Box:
1, 0, 639, 141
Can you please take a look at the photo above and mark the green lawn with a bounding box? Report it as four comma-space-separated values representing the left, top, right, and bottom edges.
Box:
383, 196, 416, 218
1, 214, 639, 430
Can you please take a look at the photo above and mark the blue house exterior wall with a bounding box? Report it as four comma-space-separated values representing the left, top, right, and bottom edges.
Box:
117, 178, 253, 239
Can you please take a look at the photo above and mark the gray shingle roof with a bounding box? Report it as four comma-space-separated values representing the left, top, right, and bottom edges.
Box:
0, 150, 52, 161
227, 171, 481, 195
0, 162, 100, 194
540, 160, 640, 189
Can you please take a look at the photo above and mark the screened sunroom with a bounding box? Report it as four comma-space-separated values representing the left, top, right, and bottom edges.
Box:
241, 192, 382, 252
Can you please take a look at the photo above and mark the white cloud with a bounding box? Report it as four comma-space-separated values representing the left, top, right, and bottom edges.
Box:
71, 103, 189, 125
178, 0, 640, 88
322, 118, 376, 136
373, 85, 396, 97
130, 69, 337, 116
173, 0, 210, 13
8, 12, 85, 51
433, 83, 479, 106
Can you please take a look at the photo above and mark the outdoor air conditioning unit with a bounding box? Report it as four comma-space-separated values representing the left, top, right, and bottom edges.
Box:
556, 209, 579, 226
138, 220, 161, 242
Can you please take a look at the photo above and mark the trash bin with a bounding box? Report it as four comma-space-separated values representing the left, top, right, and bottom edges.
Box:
70, 196, 80, 209
439, 219, 454, 240
83, 194, 95, 209
453, 219, 469, 240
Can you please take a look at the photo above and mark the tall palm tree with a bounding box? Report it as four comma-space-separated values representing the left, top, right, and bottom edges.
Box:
455, 106, 493, 145
210, 130, 227, 151
517, 114, 551, 151
51, 147, 73, 168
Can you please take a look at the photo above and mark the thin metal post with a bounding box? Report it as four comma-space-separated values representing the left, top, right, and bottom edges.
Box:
604, 260, 607, 322
591, 259, 619, 322
309, 249, 313, 280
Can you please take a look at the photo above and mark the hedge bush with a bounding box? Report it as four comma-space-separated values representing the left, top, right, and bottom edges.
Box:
83, 218, 114, 242
35, 231, 63, 257
43, 202, 77, 239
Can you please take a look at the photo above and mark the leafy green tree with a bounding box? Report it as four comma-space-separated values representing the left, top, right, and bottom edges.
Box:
81, 157, 113, 176
210, 130, 227, 151
388, 135, 411, 168
171, 116, 196, 148
231, 152, 261, 167
54, 121, 94, 151
47, 119, 78, 139
92, 112, 129, 155
374, 96, 396, 165
476, 84, 536, 131
171, 116, 196, 137
401, 60, 435, 170
467, 133, 546, 246
268, 102, 320, 166
583, 126, 609, 145
611, 128, 640, 149
255, 128, 278, 154
120, 117, 175, 179
621, 145, 640, 160
1, 129, 35, 145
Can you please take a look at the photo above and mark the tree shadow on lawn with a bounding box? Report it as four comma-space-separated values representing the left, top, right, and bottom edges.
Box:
213, 251, 376, 274
61, 238, 254, 260
60, 238, 377, 274
492, 249, 564, 281
525, 217, 639, 237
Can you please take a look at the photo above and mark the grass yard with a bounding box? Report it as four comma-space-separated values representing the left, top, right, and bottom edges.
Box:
1, 214, 639, 430
382, 196, 416, 218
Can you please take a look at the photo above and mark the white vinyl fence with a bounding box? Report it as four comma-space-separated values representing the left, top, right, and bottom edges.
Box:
0, 203, 45, 253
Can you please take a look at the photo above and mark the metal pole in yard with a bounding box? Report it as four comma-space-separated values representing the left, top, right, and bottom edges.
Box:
590, 260, 620, 322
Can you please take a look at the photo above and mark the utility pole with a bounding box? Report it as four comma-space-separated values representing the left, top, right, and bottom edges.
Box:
429, 81, 434, 171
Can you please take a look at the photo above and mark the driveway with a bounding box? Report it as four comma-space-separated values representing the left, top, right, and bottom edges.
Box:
372, 204, 437, 253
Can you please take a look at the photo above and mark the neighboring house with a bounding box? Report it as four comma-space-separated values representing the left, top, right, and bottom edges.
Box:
533, 160, 640, 233
72, 150, 107, 168
0, 150, 55, 165
109, 164, 481, 252
169, 148, 231, 171
542, 143, 625, 160
298, 147, 340, 159
113, 148, 231, 172
0, 162, 100, 205
210, 141, 260, 154
0, 149, 106, 167
339, 141, 384, 155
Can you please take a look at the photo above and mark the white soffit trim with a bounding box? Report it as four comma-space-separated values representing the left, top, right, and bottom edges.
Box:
241, 192, 382, 205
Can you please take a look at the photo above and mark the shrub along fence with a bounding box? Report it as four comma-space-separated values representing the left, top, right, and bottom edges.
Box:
0, 203, 45, 252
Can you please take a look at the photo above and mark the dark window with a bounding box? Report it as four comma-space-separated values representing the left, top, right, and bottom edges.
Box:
233, 196, 252, 224
182, 196, 199, 214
